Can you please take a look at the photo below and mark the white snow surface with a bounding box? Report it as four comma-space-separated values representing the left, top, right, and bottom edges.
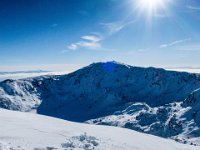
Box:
0, 108, 199, 150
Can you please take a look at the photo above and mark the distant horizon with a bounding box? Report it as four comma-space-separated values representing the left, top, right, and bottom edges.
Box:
1, 61, 200, 80
1, 60, 200, 73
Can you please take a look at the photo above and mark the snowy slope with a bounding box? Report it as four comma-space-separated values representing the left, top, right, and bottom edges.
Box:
0, 79, 40, 111
0, 108, 199, 150
87, 88, 200, 145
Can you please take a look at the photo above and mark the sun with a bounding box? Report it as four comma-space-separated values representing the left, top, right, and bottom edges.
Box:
139, 0, 163, 9
135, 0, 166, 15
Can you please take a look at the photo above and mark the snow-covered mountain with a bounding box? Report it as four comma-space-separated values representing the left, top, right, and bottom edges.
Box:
0, 108, 199, 150
0, 79, 41, 111
87, 89, 200, 145
1, 61, 200, 145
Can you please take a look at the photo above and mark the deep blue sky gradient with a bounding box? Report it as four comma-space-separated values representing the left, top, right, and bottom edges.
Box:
0, 0, 200, 71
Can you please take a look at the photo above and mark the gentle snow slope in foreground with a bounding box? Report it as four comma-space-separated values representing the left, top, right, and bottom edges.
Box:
0, 109, 199, 150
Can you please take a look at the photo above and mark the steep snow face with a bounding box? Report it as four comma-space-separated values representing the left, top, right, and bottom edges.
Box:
0, 79, 40, 111
0, 109, 199, 150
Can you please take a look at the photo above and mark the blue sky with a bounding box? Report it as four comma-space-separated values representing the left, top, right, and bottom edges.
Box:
0, 0, 200, 71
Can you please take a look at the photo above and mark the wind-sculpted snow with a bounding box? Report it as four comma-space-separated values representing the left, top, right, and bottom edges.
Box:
0, 109, 199, 150
1, 61, 200, 145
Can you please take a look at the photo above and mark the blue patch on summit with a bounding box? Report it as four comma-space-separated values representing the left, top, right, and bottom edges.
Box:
102, 61, 117, 72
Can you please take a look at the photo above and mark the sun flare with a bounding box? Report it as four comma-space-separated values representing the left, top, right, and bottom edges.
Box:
136, 0, 166, 14
141, 0, 163, 8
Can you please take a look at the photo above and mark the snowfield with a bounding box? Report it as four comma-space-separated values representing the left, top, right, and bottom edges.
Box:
0, 109, 199, 150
